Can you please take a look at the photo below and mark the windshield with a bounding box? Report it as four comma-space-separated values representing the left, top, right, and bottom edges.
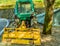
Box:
18, 3, 31, 13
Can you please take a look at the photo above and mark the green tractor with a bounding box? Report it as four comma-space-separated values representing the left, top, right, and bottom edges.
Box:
2, 0, 41, 45
15, 0, 35, 27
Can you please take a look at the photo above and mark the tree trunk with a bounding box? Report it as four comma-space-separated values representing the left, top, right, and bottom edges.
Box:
43, 0, 55, 34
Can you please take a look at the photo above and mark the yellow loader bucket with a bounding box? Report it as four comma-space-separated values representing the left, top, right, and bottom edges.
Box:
2, 21, 41, 45
2, 28, 41, 45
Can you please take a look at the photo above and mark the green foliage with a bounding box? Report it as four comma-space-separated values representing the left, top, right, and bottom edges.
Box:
54, 0, 60, 8
0, 0, 60, 9
0, 0, 16, 4
33, 0, 43, 2
0, 0, 43, 4
0, 0, 44, 9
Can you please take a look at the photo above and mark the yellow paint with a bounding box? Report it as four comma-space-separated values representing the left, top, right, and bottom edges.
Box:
2, 21, 41, 45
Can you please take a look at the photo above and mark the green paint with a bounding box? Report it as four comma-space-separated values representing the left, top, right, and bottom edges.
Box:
15, 0, 34, 20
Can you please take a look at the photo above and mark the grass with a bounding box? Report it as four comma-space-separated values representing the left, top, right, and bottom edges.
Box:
0, 0, 44, 9
0, 0, 16, 4
0, 0, 60, 9
0, 0, 16, 9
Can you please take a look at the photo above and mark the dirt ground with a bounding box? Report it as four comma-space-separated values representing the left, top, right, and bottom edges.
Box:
0, 8, 60, 46
41, 26, 60, 46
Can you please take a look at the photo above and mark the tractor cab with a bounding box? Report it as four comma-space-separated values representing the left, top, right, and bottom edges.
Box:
15, 0, 34, 20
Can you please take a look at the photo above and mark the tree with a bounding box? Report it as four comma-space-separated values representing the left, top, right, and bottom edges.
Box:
43, 0, 55, 34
